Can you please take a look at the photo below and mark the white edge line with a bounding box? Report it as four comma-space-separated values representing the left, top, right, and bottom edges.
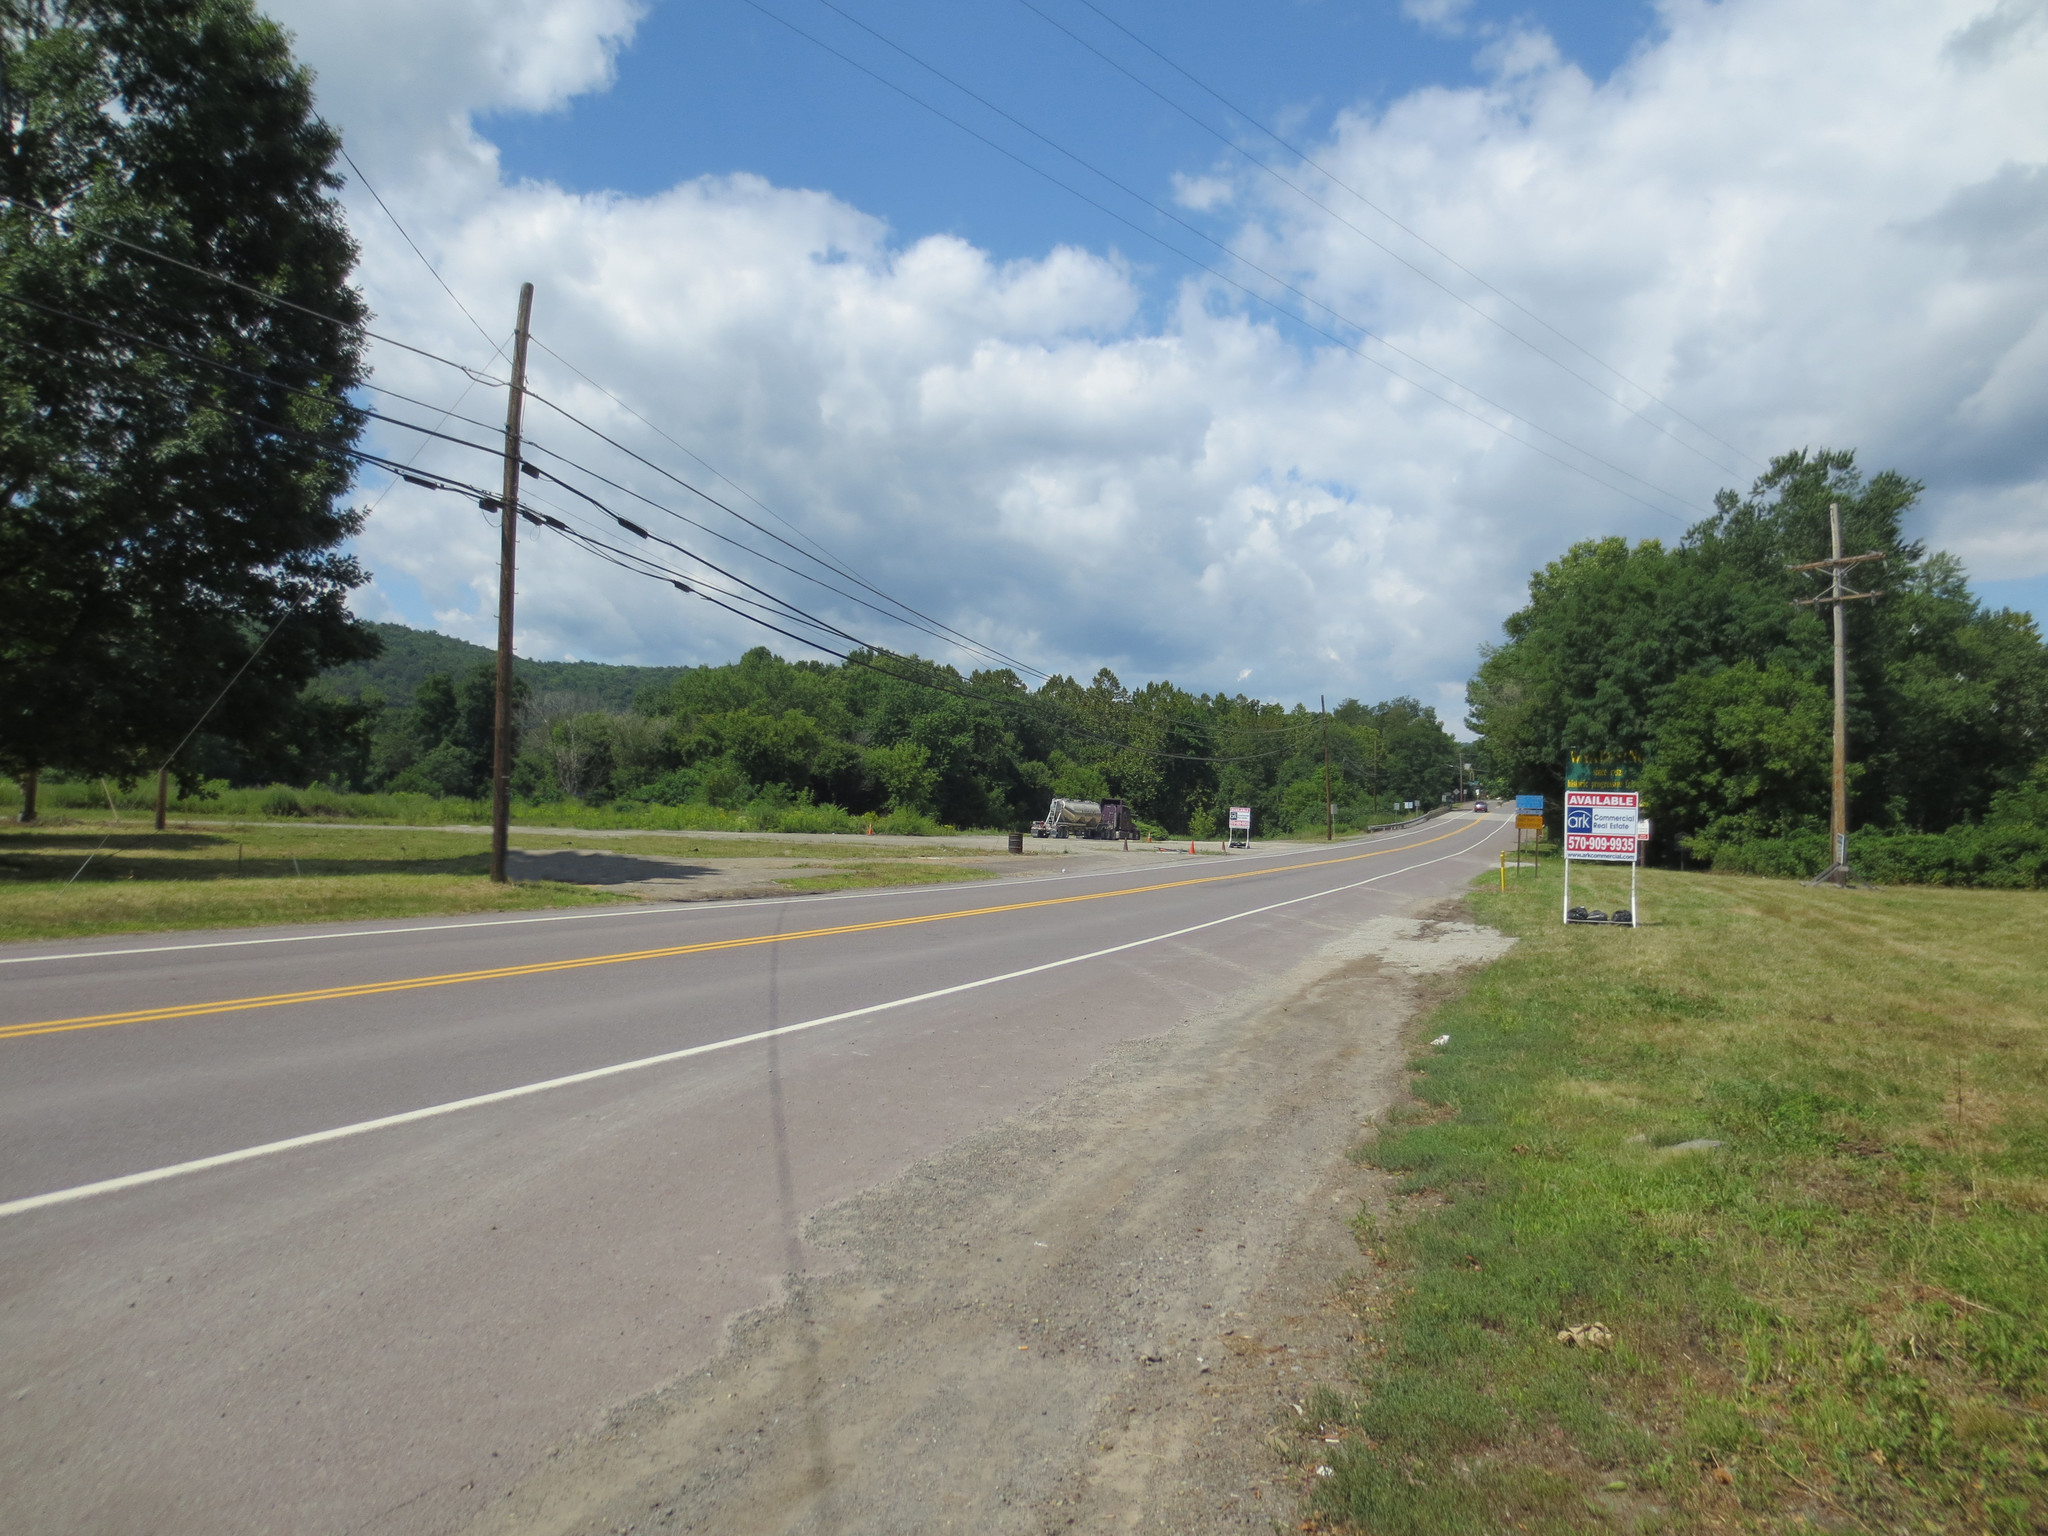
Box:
0, 822, 1470, 966
0, 822, 1504, 1220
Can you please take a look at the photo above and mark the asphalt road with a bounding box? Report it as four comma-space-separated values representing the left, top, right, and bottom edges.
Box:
0, 811, 1511, 1535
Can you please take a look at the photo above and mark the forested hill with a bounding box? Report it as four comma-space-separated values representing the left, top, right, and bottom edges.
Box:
317, 623, 689, 712
282, 624, 1463, 837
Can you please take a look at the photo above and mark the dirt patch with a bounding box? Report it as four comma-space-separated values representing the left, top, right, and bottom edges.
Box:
455, 912, 1513, 1536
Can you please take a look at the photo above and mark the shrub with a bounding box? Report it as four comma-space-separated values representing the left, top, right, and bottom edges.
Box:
261, 785, 305, 817
1697, 823, 2048, 888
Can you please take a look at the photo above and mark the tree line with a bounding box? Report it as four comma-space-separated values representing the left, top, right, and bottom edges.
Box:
1468, 449, 2048, 861
282, 640, 1465, 836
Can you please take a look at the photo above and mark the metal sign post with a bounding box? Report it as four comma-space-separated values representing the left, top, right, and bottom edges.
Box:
1563, 787, 1640, 926
1513, 794, 1544, 865
1227, 806, 1252, 850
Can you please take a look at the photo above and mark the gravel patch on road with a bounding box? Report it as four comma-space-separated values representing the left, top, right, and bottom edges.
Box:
457, 909, 1514, 1536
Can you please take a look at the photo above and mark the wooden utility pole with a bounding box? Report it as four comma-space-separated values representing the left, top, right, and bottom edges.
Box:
1321, 694, 1333, 841
154, 765, 169, 831
1789, 501, 1882, 887
489, 282, 535, 885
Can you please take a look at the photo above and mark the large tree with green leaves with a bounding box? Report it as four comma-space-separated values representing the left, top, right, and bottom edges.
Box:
0, 0, 375, 817
1468, 449, 2048, 847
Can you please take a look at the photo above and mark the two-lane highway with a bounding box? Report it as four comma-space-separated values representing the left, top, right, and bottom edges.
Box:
2, 812, 1509, 1534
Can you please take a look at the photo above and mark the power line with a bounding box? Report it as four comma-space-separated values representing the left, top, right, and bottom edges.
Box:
3, 280, 1147, 697
338, 145, 500, 353
0, 191, 500, 383
739, 0, 1700, 522
795, 0, 1710, 513
1063, 0, 1759, 471
519, 370, 1062, 672
515, 427, 1055, 677
0, 277, 513, 441
362, 447, 1319, 761
527, 337, 857, 576
527, 514, 1319, 762
1009, 0, 1750, 479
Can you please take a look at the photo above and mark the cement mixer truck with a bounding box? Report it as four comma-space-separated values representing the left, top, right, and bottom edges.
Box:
1031, 797, 1136, 839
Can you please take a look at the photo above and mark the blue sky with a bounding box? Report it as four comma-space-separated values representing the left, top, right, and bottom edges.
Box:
488, 1, 1658, 279
279, 0, 2048, 711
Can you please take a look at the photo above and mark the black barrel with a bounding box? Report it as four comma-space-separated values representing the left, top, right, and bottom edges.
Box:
1006, 831, 1024, 854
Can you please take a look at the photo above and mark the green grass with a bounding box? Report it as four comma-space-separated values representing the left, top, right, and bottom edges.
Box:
1301, 857, 2048, 1535
772, 861, 996, 893
0, 823, 622, 942
0, 775, 968, 836
0, 822, 1013, 942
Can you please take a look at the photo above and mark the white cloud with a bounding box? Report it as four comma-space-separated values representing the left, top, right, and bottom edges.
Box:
271, 0, 2048, 720
1401, 0, 1477, 39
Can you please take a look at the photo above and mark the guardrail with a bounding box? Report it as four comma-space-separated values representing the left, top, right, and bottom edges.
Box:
1361, 804, 1456, 835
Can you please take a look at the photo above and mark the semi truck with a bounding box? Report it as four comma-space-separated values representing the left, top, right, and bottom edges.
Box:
1030, 797, 1135, 839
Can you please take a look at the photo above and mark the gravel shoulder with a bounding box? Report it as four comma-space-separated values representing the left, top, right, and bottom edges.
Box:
456, 904, 1513, 1536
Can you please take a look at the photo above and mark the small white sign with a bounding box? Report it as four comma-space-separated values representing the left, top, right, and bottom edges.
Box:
1637, 818, 1652, 838
1227, 806, 1251, 830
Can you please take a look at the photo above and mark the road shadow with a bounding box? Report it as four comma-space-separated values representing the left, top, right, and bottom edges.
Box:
0, 839, 494, 884
505, 849, 718, 886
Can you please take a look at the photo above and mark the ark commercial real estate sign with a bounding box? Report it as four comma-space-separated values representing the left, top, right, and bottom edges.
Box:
1563, 790, 1641, 863
1563, 788, 1642, 928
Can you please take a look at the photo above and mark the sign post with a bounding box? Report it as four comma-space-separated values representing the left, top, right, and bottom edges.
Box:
1513, 794, 1544, 863
1563, 786, 1641, 927
1227, 806, 1251, 851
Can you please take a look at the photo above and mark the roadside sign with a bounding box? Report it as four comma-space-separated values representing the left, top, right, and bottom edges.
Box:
1515, 794, 1544, 812
1565, 754, 1641, 792
1516, 813, 1543, 831
1227, 806, 1251, 830
1563, 789, 1639, 863
1637, 818, 1652, 839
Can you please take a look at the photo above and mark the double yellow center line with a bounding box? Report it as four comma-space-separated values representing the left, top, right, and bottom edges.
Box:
2, 824, 1482, 1043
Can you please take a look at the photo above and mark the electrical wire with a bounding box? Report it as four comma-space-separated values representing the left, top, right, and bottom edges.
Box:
352, 446, 1319, 762
792, 0, 1709, 515
520, 371, 1059, 675
1009, 0, 1751, 479
525, 337, 853, 573
0, 191, 503, 383
525, 514, 1320, 762
0, 227, 1334, 751
1063, 0, 1759, 471
1, 287, 1288, 731
323, 146, 1017, 671
515, 431, 1056, 678
738, 0, 1698, 522
338, 145, 500, 354
517, 459, 1326, 747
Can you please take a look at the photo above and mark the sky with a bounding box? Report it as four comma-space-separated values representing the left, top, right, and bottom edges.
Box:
263, 0, 2048, 724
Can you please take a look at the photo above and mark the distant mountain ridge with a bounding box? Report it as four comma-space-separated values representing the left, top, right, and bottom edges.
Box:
318, 622, 688, 712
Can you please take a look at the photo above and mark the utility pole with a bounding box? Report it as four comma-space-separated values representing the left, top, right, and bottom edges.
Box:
1321, 694, 1333, 842
155, 765, 169, 832
489, 282, 535, 885
1789, 501, 1883, 887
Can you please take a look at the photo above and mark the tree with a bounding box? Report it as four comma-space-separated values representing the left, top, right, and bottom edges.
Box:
0, 0, 375, 818
1639, 662, 1832, 844
383, 665, 511, 800
1469, 448, 2048, 839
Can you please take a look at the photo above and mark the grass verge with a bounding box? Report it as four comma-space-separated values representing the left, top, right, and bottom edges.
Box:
0, 824, 623, 942
0, 824, 1008, 942
1301, 857, 2048, 1535
772, 861, 996, 893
